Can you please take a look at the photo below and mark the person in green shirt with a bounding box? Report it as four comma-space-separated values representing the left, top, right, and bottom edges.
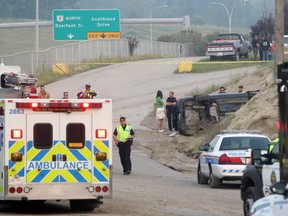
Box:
155, 90, 165, 132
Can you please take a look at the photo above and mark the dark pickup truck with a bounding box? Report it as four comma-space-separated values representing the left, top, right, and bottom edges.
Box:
206, 33, 252, 61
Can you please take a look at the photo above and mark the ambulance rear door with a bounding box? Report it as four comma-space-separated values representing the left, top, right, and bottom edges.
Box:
26, 113, 93, 184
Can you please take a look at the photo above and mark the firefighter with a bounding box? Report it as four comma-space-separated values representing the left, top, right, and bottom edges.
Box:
113, 116, 135, 175
77, 84, 97, 99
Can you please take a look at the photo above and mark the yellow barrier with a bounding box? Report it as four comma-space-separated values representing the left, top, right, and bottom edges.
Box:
52, 63, 68, 75
178, 61, 193, 73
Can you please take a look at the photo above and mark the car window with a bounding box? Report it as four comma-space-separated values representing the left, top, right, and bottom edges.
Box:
219, 137, 270, 151
271, 142, 279, 162
209, 135, 220, 151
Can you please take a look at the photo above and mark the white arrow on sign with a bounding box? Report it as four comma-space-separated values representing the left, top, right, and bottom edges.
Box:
67, 33, 74, 39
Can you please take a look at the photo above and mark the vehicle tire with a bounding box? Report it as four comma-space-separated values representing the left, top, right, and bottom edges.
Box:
1, 74, 7, 88
209, 167, 220, 188
69, 199, 100, 211
210, 56, 216, 61
197, 162, 209, 184
244, 51, 250, 59
243, 187, 261, 216
233, 52, 240, 61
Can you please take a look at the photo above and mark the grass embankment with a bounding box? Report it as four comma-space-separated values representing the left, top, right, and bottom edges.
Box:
36, 55, 162, 85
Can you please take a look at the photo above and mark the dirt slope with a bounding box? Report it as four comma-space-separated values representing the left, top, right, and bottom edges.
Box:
137, 65, 278, 172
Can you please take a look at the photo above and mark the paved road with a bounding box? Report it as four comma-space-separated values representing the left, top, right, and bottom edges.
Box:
48, 57, 257, 129
0, 57, 255, 215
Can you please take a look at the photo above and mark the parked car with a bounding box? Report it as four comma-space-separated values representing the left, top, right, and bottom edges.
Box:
241, 140, 280, 216
197, 130, 271, 188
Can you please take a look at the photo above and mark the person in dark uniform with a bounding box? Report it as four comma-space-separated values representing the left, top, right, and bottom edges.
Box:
77, 84, 97, 99
166, 91, 178, 131
113, 116, 135, 175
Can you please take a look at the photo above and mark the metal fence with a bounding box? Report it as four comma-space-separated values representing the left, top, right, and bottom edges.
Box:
0, 39, 193, 75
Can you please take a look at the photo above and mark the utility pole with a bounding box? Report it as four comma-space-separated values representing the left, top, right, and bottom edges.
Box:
274, 0, 284, 79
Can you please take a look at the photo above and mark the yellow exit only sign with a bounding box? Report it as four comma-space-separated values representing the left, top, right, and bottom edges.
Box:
87, 32, 121, 40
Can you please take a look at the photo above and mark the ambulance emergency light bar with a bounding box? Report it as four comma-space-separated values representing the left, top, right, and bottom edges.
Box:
15, 101, 102, 111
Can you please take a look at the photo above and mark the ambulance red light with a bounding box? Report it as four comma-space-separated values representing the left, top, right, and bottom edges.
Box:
11, 129, 22, 139
95, 186, 101, 192
102, 186, 108, 192
96, 129, 107, 138
9, 187, 15, 193
31, 102, 39, 108
83, 102, 89, 108
16, 187, 23, 193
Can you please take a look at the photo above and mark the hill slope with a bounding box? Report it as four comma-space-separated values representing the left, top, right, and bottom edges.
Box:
137, 65, 278, 172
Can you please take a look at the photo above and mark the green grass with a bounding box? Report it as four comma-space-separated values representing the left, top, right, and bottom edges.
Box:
177, 57, 267, 74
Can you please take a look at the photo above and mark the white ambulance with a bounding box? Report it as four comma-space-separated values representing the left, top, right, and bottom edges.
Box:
0, 98, 112, 211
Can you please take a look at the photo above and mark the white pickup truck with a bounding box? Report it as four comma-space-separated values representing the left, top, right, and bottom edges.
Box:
205, 33, 251, 61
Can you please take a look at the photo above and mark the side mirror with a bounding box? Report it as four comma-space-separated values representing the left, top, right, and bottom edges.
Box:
251, 149, 262, 164
198, 143, 209, 151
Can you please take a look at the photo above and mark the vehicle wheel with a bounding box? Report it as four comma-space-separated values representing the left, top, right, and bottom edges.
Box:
210, 56, 216, 61
243, 187, 261, 216
197, 162, 209, 184
234, 52, 240, 61
70, 199, 100, 211
209, 168, 220, 188
1, 74, 7, 88
244, 51, 250, 59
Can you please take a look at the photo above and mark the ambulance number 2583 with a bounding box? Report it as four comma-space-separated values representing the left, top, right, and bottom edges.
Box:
9, 109, 24, 114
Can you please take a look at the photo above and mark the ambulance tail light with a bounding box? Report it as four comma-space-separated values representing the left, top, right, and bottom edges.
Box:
16, 187, 23, 193
102, 186, 108, 192
218, 154, 243, 164
95, 186, 109, 193
96, 129, 107, 138
9, 187, 16, 194
11, 129, 22, 139
96, 152, 107, 161
95, 186, 101, 192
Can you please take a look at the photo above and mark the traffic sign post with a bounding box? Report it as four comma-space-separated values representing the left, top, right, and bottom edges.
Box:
53, 9, 121, 41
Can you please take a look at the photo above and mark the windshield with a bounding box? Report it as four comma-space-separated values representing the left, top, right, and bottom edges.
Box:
220, 137, 270, 151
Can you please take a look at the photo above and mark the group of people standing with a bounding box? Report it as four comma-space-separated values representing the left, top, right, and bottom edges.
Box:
36, 84, 97, 99
155, 90, 178, 133
251, 35, 274, 61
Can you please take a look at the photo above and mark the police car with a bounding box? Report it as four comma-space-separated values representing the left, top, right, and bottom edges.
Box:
197, 130, 270, 188
250, 182, 288, 216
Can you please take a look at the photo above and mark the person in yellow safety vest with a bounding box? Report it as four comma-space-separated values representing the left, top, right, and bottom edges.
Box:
113, 116, 135, 175
77, 84, 97, 99
269, 137, 279, 152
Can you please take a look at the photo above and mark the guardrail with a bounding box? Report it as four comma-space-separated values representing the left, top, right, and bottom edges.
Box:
0, 39, 194, 75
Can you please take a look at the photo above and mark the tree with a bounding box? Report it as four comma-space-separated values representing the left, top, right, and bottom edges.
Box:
127, 35, 139, 56
250, 13, 275, 41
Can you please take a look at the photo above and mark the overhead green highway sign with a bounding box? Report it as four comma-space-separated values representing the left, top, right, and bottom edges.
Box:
53, 9, 121, 41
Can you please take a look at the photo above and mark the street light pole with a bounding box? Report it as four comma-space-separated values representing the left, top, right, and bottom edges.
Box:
211, 0, 248, 33
150, 5, 168, 42
35, 0, 39, 73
